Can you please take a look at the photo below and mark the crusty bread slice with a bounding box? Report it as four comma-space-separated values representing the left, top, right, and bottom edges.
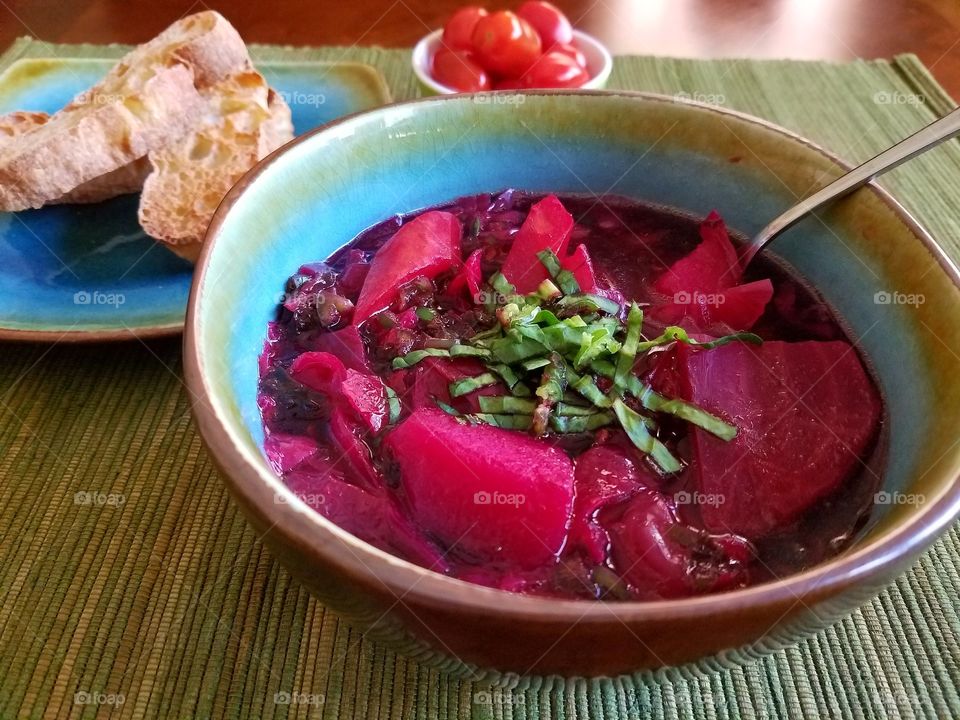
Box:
138, 70, 294, 262
0, 11, 251, 212
0, 110, 150, 203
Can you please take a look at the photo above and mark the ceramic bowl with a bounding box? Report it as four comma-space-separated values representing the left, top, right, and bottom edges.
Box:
185, 90, 960, 677
412, 28, 613, 95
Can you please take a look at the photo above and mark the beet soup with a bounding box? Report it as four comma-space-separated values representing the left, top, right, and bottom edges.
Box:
257, 190, 885, 601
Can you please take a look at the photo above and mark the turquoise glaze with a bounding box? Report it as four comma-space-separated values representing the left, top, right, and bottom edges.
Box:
0, 58, 390, 338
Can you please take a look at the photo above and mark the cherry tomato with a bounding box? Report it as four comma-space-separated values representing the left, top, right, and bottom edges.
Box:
442, 6, 488, 51
553, 41, 587, 68
494, 78, 525, 90
432, 48, 492, 92
471, 11, 542, 78
524, 50, 590, 88
516, 1, 573, 48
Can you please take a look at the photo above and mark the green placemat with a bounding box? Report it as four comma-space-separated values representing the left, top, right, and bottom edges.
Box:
1, 37, 959, 720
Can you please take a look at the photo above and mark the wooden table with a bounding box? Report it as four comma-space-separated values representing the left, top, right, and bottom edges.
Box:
2, 0, 959, 99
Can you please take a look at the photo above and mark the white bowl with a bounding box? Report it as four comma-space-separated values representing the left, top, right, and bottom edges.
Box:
412, 27, 613, 95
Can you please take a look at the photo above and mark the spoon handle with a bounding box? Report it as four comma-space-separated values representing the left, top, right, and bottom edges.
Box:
743, 106, 960, 266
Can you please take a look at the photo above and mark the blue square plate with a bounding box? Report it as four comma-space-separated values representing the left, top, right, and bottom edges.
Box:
0, 57, 391, 341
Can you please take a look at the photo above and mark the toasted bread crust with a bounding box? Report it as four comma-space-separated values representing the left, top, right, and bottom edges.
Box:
138, 71, 294, 261
0, 11, 251, 212
0, 12, 295, 264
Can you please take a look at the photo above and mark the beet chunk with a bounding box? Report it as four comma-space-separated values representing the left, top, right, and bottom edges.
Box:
354, 211, 462, 323
284, 470, 449, 572
500, 195, 574, 293
653, 340, 881, 538
650, 211, 771, 333
569, 444, 651, 563
606, 489, 753, 598
562, 243, 598, 293
384, 408, 575, 567
446, 247, 483, 302
311, 325, 371, 372
654, 210, 741, 295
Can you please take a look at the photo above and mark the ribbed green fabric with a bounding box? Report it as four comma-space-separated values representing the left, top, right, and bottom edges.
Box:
1, 38, 958, 719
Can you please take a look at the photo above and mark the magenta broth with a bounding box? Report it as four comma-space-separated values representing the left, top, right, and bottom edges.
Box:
258, 190, 885, 601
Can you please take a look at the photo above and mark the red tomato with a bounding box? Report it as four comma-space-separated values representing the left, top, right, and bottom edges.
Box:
442, 6, 488, 51
471, 11, 542, 78
494, 78, 525, 90
524, 50, 590, 88
516, 1, 573, 48
553, 41, 587, 68
432, 48, 491, 91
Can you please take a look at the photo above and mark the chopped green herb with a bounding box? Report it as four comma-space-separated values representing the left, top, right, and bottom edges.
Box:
470, 328, 503, 348
488, 363, 529, 395
556, 269, 580, 295
612, 399, 681, 473
490, 272, 515, 297
449, 373, 499, 397
593, 566, 633, 600
533, 308, 561, 326
376, 313, 397, 329
639, 387, 737, 441
557, 293, 621, 316
533, 352, 568, 435
384, 386, 401, 424
550, 412, 615, 433
614, 302, 644, 388
522, 357, 551, 371
449, 343, 491, 359
435, 400, 459, 416
574, 326, 621, 369
479, 396, 537, 414
415, 307, 437, 322
513, 323, 550, 348
686, 331, 763, 349
392, 347, 451, 369
568, 370, 613, 408
536, 249, 564, 278
537, 279, 561, 301
491, 335, 547, 364
468, 413, 534, 430
636, 326, 762, 352
554, 402, 598, 417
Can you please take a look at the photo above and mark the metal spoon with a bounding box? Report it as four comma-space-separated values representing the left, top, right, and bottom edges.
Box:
741, 106, 960, 268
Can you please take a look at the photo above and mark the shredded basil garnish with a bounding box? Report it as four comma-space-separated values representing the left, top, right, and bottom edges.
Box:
387, 245, 763, 471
